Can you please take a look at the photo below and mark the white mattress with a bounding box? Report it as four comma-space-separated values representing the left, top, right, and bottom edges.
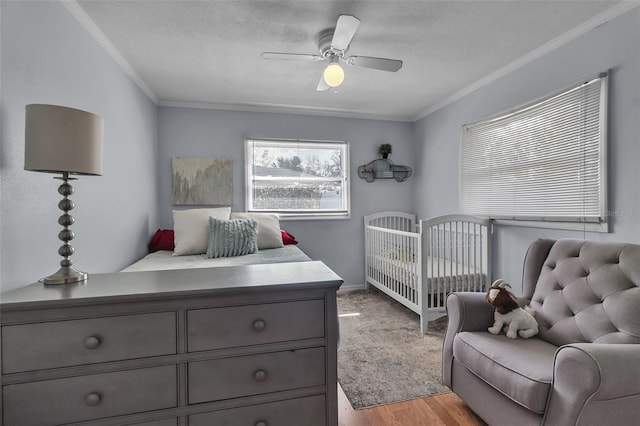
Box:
121, 245, 311, 273
367, 254, 486, 292
368, 254, 482, 277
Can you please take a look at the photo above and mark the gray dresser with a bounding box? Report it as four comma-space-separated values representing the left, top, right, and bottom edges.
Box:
0, 261, 342, 426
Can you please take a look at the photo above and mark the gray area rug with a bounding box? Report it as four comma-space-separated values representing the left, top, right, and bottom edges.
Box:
337, 287, 450, 409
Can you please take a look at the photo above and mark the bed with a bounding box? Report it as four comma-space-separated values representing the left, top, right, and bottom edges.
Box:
121, 208, 311, 273
121, 245, 311, 273
364, 211, 492, 333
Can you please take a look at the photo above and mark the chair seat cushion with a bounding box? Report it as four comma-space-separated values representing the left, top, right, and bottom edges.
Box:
453, 331, 557, 413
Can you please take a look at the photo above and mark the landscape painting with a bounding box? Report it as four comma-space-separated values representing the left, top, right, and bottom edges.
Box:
172, 157, 233, 205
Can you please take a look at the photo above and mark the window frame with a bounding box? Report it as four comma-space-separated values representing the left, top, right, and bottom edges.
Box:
244, 138, 351, 220
459, 72, 608, 232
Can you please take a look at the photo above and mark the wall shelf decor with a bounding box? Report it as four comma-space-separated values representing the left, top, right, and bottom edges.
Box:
357, 158, 412, 182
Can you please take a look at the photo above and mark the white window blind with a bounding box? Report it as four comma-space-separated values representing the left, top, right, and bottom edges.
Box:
460, 73, 607, 223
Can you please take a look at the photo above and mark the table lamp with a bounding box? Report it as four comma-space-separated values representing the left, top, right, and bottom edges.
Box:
24, 104, 104, 285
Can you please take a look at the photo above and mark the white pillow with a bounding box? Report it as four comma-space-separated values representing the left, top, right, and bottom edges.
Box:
173, 207, 231, 255
230, 212, 284, 250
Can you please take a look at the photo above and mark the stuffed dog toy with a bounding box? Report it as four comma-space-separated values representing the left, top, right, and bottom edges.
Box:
486, 279, 538, 339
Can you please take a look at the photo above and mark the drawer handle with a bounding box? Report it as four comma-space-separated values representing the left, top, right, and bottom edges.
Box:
255, 421, 268, 426
85, 392, 102, 406
252, 319, 266, 332
253, 369, 267, 382
84, 336, 101, 350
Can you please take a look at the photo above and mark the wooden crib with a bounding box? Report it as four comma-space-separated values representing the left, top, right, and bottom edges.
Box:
364, 211, 493, 333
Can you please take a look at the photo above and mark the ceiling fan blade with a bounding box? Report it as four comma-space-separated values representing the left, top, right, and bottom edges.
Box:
261, 52, 323, 61
331, 15, 360, 51
316, 75, 330, 92
347, 56, 403, 72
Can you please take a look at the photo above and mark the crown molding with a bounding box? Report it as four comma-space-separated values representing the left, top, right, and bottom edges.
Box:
62, 0, 158, 104
413, 1, 640, 121
158, 100, 414, 122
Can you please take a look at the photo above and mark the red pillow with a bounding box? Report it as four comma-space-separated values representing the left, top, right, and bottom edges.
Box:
281, 230, 298, 245
148, 229, 175, 252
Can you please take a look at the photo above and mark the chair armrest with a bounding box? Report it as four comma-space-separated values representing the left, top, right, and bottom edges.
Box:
442, 292, 495, 387
445, 291, 495, 333
545, 343, 640, 426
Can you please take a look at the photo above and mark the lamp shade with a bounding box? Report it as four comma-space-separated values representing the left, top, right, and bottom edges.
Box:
24, 104, 104, 176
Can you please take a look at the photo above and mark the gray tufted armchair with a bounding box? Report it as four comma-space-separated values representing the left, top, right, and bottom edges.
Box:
442, 238, 640, 426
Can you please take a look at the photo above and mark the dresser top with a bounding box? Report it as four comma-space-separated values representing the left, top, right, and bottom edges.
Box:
0, 261, 342, 310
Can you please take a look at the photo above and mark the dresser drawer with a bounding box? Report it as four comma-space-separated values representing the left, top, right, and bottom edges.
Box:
134, 419, 177, 426
187, 300, 324, 352
2, 312, 176, 373
2, 365, 177, 426
188, 394, 326, 426
189, 347, 325, 404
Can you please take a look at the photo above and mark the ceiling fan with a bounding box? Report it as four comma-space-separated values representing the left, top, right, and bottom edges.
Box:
261, 15, 403, 91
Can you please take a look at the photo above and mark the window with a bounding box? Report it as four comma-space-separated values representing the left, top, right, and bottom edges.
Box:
460, 73, 607, 228
245, 139, 350, 219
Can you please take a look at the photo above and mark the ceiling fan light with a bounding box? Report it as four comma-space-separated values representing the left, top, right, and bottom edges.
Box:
323, 63, 344, 87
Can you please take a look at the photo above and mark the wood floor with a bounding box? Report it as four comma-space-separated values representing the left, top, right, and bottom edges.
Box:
338, 384, 486, 426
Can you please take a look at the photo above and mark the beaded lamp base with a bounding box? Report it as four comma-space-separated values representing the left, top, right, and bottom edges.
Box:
40, 173, 88, 285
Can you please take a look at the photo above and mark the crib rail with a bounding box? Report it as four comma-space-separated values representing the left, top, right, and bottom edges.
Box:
364, 210, 417, 232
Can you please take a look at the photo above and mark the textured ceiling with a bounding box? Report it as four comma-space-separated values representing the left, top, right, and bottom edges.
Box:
72, 0, 630, 121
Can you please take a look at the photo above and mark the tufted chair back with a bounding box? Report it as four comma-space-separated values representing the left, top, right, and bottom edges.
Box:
521, 238, 640, 346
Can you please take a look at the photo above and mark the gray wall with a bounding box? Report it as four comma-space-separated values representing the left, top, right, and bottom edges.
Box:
157, 107, 415, 286
413, 7, 640, 295
3, 1, 638, 294
0, 1, 158, 292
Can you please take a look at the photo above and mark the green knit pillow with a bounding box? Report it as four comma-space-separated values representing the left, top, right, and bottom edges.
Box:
206, 217, 258, 258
